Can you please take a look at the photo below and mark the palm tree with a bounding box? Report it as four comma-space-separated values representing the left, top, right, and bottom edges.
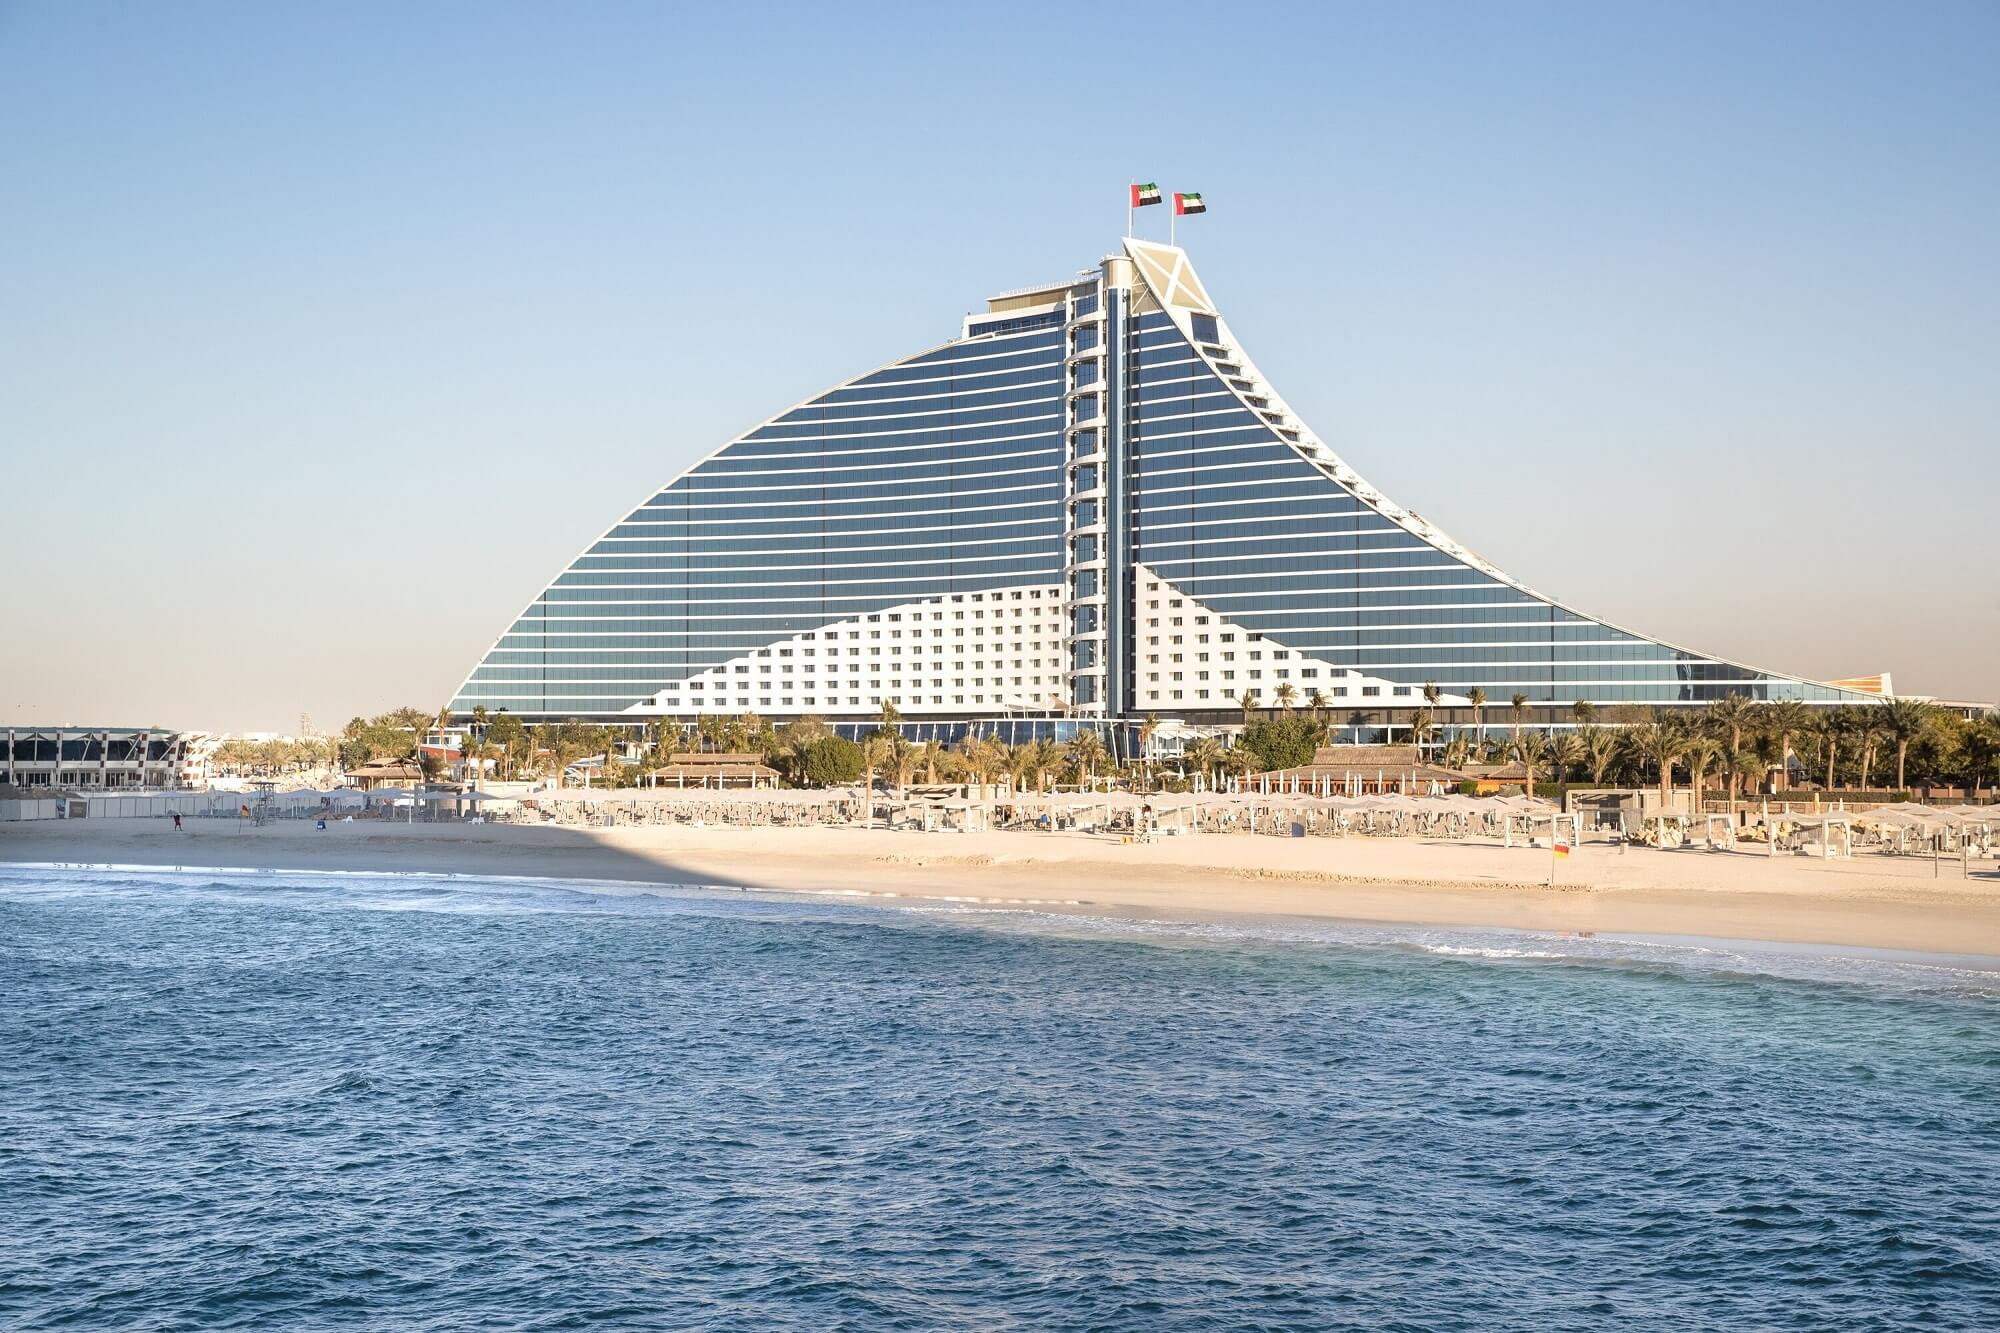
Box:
877, 699, 902, 737
891, 736, 919, 795
1814, 708, 1845, 791
644, 717, 673, 770
1513, 728, 1547, 795
919, 739, 948, 785
1135, 713, 1162, 792
1626, 714, 1690, 805
1237, 690, 1259, 726
1508, 693, 1530, 751
458, 733, 487, 788
1273, 682, 1298, 713
1727, 744, 1766, 810
1581, 725, 1619, 786
1965, 715, 2000, 796
1442, 733, 1472, 770
1407, 707, 1437, 759
989, 739, 1021, 791
1683, 735, 1722, 811
1705, 697, 1753, 809
1468, 687, 1488, 754
1856, 704, 1888, 788
1306, 689, 1327, 736
1882, 698, 1932, 793
1760, 700, 1811, 790
1571, 699, 1597, 727
1185, 736, 1223, 789
860, 733, 890, 799
957, 732, 1000, 793
1068, 731, 1108, 785
1224, 745, 1260, 788
1547, 730, 1583, 785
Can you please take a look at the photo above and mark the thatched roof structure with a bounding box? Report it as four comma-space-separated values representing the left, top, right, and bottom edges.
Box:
1257, 744, 1461, 789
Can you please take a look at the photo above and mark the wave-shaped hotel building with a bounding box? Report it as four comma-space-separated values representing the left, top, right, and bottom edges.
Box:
451, 238, 1872, 741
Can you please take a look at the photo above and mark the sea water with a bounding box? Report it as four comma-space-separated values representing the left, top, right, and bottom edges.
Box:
1, 867, 1995, 1330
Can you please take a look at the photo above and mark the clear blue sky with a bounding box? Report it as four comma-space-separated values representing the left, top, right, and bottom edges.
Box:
3, 0, 1995, 730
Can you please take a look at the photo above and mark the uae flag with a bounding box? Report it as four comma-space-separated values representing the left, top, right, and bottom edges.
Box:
1174, 191, 1207, 216
1131, 182, 1162, 208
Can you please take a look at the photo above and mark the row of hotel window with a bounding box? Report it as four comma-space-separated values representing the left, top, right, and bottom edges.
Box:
486, 608, 1611, 646
777, 372, 1063, 419
668, 673, 1060, 692
501, 600, 1619, 642
1136, 675, 1409, 695
453, 683, 1846, 710
1132, 685, 1797, 705
829, 351, 1063, 390
652, 688, 1064, 712
747, 406, 1063, 444
478, 660, 1064, 683
498, 597, 1613, 641
699, 436, 1065, 472
553, 567, 1103, 592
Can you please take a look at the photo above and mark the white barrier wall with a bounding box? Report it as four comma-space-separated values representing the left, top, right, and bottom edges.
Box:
0, 792, 314, 820
0, 799, 62, 822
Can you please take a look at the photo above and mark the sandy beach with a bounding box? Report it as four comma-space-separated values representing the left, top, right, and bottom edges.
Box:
5, 816, 1997, 957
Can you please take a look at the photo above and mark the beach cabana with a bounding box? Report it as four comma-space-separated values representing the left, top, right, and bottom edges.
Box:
1764, 812, 1854, 858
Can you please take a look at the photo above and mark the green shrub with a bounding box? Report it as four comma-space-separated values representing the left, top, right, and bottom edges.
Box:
792, 736, 864, 788
1237, 716, 1319, 771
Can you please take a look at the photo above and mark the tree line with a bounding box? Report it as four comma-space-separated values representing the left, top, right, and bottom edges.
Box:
1238, 690, 1999, 799
334, 694, 1998, 798
209, 736, 338, 777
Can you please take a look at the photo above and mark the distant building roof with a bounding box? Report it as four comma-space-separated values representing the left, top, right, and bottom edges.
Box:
1463, 762, 1531, 781
5, 725, 184, 733
651, 755, 780, 785
1258, 744, 1461, 784
1309, 745, 1422, 768
347, 758, 423, 780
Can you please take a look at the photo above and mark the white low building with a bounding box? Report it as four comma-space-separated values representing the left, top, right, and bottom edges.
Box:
0, 726, 200, 790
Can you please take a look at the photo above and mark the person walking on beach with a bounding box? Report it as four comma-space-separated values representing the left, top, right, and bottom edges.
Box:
172, 812, 182, 832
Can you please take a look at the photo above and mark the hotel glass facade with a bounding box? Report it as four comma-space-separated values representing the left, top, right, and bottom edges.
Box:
452, 239, 1869, 727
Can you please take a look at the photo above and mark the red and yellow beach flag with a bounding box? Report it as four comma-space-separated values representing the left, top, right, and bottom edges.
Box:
1553, 841, 1571, 859
1131, 182, 1163, 208
1174, 191, 1207, 215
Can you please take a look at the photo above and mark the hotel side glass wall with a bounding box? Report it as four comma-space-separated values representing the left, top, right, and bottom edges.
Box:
1128, 311, 1852, 706
455, 326, 1068, 716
